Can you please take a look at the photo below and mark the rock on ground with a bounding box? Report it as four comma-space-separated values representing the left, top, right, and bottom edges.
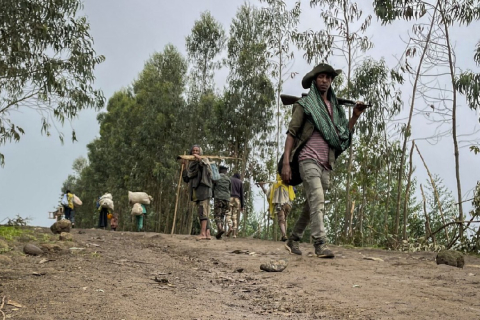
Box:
40, 244, 63, 253
50, 220, 71, 234
59, 232, 73, 241
436, 250, 464, 268
23, 244, 44, 256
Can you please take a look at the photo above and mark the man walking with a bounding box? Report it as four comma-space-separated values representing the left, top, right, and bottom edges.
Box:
258, 174, 295, 242
183, 144, 213, 240
213, 165, 232, 239
281, 63, 367, 258
226, 173, 244, 238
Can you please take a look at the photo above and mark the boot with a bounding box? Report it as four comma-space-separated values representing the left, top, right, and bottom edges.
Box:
216, 221, 225, 240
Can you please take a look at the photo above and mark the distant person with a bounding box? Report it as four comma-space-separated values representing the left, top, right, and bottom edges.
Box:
226, 173, 244, 238
98, 195, 109, 230
182, 144, 213, 240
212, 165, 232, 239
258, 174, 295, 241
62, 190, 75, 228
110, 213, 118, 231
135, 204, 147, 232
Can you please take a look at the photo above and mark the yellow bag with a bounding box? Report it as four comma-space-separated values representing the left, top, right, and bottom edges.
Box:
107, 213, 113, 220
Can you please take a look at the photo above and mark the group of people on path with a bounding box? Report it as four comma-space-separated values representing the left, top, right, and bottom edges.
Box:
182, 145, 244, 241
183, 62, 368, 260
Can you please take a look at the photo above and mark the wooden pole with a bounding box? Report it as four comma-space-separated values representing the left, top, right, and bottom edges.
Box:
171, 161, 185, 235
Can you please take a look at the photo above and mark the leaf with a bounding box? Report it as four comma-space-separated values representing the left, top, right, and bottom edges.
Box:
7, 300, 23, 308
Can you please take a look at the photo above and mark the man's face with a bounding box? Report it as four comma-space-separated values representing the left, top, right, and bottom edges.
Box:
192, 146, 200, 155
315, 73, 333, 94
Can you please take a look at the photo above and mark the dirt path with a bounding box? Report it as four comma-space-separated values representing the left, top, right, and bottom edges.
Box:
1, 227, 480, 319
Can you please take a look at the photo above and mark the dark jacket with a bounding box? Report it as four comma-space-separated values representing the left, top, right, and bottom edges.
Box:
183, 160, 212, 202
230, 175, 244, 208
213, 173, 232, 201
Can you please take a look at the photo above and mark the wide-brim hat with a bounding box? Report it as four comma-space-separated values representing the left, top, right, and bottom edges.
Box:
301, 63, 342, 89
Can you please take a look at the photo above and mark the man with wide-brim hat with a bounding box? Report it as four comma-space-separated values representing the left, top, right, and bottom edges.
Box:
281, 62, 368, 258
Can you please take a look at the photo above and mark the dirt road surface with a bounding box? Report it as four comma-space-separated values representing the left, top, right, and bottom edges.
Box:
1, 227, 480, 319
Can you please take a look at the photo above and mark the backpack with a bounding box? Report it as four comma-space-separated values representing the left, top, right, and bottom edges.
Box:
61, 194, 68, 207
210, 163, 221, 181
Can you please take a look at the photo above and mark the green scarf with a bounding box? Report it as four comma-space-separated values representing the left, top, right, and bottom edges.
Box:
298, 82, 351, 152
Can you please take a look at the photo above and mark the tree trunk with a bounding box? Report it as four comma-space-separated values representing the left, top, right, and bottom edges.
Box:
394, 2, 439, 240
343, 0, 354, 239
415, 144, 450, 241
402, 140, 415, 240
439, 1, 464, 241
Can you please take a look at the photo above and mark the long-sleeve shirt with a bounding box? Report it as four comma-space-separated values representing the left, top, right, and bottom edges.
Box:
230, 176, 244, 209
213, 173, 232, 201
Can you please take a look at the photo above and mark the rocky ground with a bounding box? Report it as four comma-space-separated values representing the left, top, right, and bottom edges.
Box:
1, 226, 480, 319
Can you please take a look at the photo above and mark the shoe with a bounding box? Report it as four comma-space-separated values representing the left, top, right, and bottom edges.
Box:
71, 223, 75, 229
281, 235, 288, 242
226, 229, 232, 237
314, 241, 335, 258
216, 230, 224, 240
285, 239, 302, 255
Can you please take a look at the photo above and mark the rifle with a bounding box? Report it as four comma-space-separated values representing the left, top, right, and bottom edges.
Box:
280, 94, 372, 107
177, 155, 239, 161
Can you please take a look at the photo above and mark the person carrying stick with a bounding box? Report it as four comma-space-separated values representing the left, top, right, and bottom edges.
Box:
182, 144, 212, 240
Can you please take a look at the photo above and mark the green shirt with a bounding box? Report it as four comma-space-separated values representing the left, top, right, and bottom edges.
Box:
213, 173, 232, 201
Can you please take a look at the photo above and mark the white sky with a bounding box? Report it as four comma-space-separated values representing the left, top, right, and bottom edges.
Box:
0, 0, 479, 227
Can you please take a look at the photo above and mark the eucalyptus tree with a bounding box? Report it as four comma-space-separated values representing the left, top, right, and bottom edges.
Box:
225, 3, 275, 233
185, 11, 226, 95
132, 45, 189, 232
374, 0, 480, 241
64, 45, 190, 232
0, 0, 105, 165
259, 0, 301, 163
185, 11, 226, 152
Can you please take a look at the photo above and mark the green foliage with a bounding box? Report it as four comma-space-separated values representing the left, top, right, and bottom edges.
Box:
0, 0, 105, 165
0, 225, 32, 241
185, 11, 226, 94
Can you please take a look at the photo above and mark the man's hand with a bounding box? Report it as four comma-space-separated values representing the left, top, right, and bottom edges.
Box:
353, 101, 368, 118
193, 154, 202, 161
281, 163, 292, 184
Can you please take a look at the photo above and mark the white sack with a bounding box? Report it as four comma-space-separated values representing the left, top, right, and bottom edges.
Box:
128, 191, 152, 205
100, 198, 114, 210
73, 195, 83, 206
131, 203, 143, 216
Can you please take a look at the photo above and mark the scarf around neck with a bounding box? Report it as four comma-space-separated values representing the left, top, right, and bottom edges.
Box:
298, 82, 351, 152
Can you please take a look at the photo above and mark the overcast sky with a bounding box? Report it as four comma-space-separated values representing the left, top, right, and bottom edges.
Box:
1, 0, 479, 227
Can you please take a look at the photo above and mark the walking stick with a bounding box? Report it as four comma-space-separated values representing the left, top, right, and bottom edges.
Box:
171, 159, 185, 235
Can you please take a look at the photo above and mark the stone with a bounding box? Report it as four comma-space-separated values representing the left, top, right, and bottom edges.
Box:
59, 232, 73, 241
260, 259, 288, 272
50, 219, 71, 234
40, 243, 63, 253
23, 244, 44, 256
436, 250, 464, 268
0, 255, 12, 265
